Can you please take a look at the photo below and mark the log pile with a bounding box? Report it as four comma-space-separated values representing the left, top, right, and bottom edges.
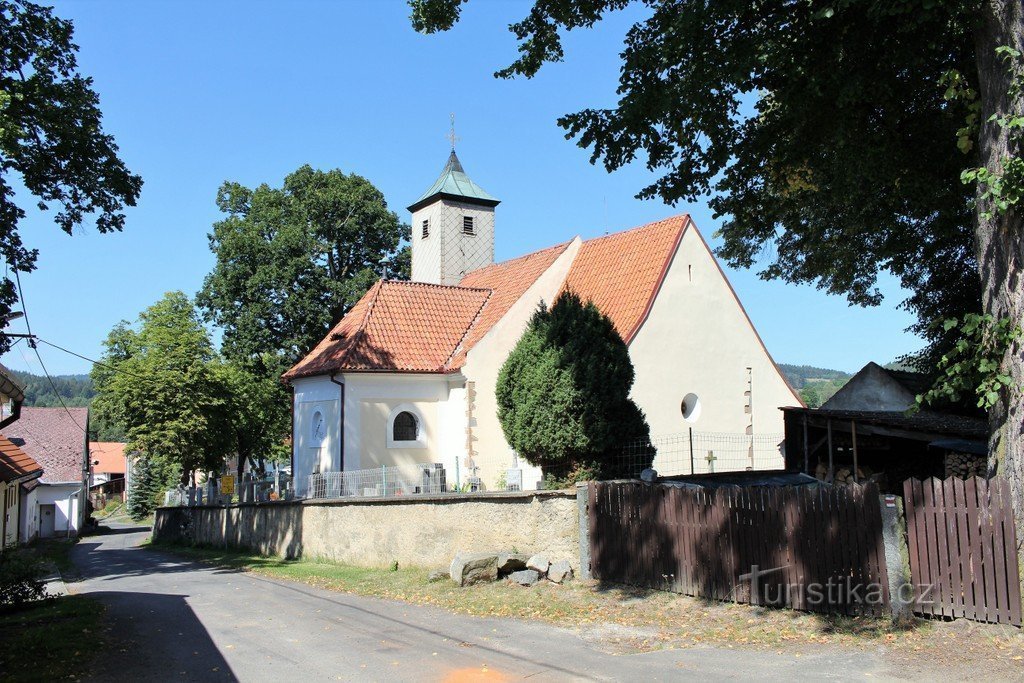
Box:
812, 462, 874, 485
944, 452, 987, 479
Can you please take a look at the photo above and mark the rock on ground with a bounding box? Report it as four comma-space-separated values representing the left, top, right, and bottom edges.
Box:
496, 553, 530, 576
427, 569, 448, 583
508, 569, 540, 586
548, 560, 573, 584
449, 552, 498, 586
526, 554, 550, 576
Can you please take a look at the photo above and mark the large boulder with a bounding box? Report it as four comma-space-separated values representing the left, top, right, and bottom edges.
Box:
508, 569, 540, 586
526, 554, 550, 576
496, 553, 530, 576
548, 560, 574, 584
449, 552, 499, 586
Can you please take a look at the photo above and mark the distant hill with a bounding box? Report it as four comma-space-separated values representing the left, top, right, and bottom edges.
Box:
8, 369, 95, 408
777, 363, 854, 409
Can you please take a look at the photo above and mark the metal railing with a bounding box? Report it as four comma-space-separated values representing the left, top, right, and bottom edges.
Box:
307, 463, 447, 500
619, 431, 786, 477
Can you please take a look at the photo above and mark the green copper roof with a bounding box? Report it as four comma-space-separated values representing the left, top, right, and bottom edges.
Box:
408, 151, 500, 213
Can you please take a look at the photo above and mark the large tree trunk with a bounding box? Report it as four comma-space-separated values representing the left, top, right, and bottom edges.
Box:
974, 0, 1024, 581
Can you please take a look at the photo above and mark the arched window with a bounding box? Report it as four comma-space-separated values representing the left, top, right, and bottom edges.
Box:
392, 411, 418, 442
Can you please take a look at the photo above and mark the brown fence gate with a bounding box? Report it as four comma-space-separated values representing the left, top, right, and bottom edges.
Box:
903, 477, 1022, 626
587, 481, 889, 616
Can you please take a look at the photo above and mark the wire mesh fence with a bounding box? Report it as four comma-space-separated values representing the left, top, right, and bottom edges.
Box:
307, 463, 447, 500
619, 431, 786, 478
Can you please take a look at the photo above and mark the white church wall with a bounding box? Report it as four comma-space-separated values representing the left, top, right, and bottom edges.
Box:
411, 198, 495, 285
628, 221, 802, 467
341, 373, 462, 482
460, 238, 582, 490
292, 375, 343, 497
410, 201, 445, 283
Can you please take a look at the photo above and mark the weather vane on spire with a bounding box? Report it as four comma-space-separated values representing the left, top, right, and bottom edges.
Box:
447, 112, 460, 151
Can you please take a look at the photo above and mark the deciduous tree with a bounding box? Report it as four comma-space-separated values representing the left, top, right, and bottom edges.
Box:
0, 1, 141, 351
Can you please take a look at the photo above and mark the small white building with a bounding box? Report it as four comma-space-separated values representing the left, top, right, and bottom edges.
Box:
284, 151, 802, 495
6, 407, 89, 539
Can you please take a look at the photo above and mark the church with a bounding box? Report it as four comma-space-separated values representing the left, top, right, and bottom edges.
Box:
283, 151, 802, 495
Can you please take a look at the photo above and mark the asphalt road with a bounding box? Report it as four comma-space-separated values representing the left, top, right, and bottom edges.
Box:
69, 522, 893, 682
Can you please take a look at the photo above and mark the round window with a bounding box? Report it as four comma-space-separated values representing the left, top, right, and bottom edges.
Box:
681, 393, 702, 423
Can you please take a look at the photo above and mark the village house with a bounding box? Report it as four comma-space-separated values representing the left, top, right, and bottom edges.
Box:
284, 151, 802, 495
89, 441, 129, 508
5, 407, 89, 539
0, 364, 42, 548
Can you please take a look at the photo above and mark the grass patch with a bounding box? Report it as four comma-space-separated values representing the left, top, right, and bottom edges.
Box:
0, 595, 104, 682
26, 537, 78, 575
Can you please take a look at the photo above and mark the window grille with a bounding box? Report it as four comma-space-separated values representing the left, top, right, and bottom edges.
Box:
393, 411, 418, 442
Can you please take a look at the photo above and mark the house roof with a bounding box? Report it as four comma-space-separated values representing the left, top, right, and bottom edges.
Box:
561, 216, 687, 341
284, 281, 492, 378
0, 433, 42, 484
781, 406, 989, 439
3, 407, 87, 484
90, 442, 127, 474
408, 151, 500, 213
0, 362, 24, 405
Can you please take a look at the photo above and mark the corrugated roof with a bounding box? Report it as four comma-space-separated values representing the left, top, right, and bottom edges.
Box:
284, 281, 492, 378
0, 433, 42, 483
408, 151, 500, 213
4, 407, 87, 483
90, 442, 127, 474
561, 216, 687, 341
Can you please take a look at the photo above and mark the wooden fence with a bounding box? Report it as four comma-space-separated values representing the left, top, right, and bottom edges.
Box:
587, 481, 889, 615
903, 477, 1022, 626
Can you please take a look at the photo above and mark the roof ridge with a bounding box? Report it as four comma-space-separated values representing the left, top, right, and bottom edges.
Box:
581, 214, 689, 244
444, 289, 494, 371
384, 279, 492, 294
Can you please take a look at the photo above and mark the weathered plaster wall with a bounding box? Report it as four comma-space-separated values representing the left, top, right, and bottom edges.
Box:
153, 490, 579, 570
822, 363, 915, 412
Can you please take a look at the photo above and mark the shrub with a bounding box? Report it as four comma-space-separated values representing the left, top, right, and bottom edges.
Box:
0, 550, 49, 608
496, 290, 654, 484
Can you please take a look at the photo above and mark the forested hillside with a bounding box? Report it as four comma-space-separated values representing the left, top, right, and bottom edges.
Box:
777, 363, 853, 409
9, 369, 95, 407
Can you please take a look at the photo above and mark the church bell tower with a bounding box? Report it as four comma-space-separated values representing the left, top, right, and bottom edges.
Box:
408, 150, 499, 285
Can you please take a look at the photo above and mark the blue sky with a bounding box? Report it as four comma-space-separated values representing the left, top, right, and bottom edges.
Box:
7, 0, 919, 377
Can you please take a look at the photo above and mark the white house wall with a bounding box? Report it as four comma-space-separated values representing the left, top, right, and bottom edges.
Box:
628, 224, 802, 460
19, 483, 82, 541
460, 238, 582, 490
291, 375, 343, 497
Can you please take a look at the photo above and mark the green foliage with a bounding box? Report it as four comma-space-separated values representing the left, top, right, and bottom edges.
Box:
409, 0, 982, 373
126, 454, 174, 520
496, 291, 652, 483
92, 292, 234, 485
197, 165, 410, 370
0, 1, 141, 354
777, 364, 852, 391
7, 370, 94, 407
917, 314, 1022, 411
0, 548, 48, 607
221, 360, 291, 473
955, 47, 1024, 219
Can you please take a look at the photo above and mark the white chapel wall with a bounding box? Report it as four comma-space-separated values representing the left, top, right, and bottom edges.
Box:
628, 223, 802, 444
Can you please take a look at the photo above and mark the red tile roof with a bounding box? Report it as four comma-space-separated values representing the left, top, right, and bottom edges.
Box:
0, 434, 42, 483
562, 216, 687, 342
4, 407, 87, 484
451, 241, 572, 366
90, 442, 127, 474
284, 281, 492, 378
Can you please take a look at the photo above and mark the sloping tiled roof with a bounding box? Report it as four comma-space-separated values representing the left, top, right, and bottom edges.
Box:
0, 433, 42, 483
4, 407, 87, 484
408, 151, 500, 213
90, 442, 127, 474
284, 281, 492, 378
561, 216, 687, 341
451, 241, 573, 366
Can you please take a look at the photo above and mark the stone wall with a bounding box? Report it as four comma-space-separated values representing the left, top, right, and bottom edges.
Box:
153, 489, 580, 570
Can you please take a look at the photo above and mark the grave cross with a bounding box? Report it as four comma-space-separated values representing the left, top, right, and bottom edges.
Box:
705, 450, 717, 473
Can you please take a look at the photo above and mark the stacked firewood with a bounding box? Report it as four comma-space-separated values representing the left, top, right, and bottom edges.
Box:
944, 452, 987, 479
812, 462, 873, 485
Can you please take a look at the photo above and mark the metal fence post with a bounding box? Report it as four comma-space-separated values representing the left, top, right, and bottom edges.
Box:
576, 483, 592, 580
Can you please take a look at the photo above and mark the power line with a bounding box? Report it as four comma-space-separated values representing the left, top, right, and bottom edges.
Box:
36, 338, 152, 382
13, 270, 86, 433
